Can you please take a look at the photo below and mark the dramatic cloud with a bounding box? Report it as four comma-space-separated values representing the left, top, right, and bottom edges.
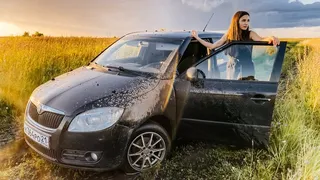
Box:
0, 0, 320, 36
180, 0, 320, 28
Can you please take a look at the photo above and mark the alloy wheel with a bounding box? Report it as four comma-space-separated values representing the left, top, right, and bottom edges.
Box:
127, 132, 166, 172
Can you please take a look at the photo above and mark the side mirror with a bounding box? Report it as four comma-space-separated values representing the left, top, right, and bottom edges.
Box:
186, 67, 198, 82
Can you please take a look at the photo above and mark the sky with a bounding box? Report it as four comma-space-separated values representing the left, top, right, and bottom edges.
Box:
0, 0, 320, 38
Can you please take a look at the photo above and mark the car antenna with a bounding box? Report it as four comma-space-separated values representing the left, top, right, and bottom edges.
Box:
203, 12, 214, 32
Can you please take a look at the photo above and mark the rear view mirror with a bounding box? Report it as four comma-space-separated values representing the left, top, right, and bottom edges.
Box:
138, 41, 149, 47
186, 67, 198, 82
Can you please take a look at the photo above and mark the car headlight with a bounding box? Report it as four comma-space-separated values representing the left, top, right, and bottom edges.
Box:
68, 107, 124, 132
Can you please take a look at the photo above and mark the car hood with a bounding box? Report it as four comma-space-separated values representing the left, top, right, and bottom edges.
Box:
30, 66, 160, 116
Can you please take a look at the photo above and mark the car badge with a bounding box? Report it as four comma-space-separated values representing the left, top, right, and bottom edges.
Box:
37, 104, 44, 114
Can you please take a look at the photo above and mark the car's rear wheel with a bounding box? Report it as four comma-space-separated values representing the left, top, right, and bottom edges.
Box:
122, 122, 171, 174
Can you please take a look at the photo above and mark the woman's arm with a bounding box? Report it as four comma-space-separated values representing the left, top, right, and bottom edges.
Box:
250, 31, 280, 46
191, 30, 227, 50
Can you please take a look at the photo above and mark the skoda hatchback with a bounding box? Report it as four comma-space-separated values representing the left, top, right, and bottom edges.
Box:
23, 31, 287, 173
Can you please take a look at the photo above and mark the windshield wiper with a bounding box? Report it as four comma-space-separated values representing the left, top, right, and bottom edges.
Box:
104, 65, 157, 78
91, 63, 126, 72
91, 62, 158, 78
104, 65, 126, 71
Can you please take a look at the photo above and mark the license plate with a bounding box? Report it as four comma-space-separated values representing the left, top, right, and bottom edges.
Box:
24, 123, 50, 149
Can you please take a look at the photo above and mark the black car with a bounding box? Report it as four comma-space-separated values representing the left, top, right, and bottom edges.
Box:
23, 31, 287, 173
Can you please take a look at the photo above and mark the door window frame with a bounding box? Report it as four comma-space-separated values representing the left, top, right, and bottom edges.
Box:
177, 37, 214, 74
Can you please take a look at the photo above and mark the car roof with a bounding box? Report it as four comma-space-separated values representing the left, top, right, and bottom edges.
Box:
123, 30, 224, 40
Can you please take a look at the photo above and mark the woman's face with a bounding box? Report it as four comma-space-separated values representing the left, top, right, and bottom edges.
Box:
239, 15, 250, 30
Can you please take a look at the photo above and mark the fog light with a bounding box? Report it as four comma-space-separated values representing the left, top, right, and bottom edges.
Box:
62, 149, 102, 163
91, 152, 98, 161
84, 152, 101, 162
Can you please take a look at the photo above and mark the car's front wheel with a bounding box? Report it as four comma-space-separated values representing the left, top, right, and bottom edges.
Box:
122, 122, 171, 174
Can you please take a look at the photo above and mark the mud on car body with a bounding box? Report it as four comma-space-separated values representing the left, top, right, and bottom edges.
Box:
23, 31, 287, 173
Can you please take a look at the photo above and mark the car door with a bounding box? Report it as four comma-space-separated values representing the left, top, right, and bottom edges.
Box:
176, 41, 287, 148
174, 37, 225, 142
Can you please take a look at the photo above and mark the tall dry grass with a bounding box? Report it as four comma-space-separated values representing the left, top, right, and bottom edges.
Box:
285, 40, 320, 179
0, 37, 117, 179
0, 36, 117, 113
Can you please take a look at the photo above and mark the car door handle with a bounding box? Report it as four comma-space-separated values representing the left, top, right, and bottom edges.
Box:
250, 97, 271, 102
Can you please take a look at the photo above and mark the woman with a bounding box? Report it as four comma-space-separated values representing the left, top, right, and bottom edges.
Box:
191, 11, 280, 80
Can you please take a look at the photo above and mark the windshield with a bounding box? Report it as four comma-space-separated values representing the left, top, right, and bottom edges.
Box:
94, 36, 182, 74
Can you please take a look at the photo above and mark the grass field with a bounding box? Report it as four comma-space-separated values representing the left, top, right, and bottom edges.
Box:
0, 36, 319, 179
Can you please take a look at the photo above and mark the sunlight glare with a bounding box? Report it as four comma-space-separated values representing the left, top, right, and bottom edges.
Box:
0, 22, 23, 36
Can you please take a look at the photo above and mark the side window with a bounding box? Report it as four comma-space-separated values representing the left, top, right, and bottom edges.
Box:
196, 44, 279, 82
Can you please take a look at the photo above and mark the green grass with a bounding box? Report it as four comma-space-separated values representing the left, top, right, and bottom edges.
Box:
0, 37, 319, 180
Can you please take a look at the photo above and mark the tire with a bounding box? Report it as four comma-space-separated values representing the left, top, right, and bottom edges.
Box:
121, 121, 171, 174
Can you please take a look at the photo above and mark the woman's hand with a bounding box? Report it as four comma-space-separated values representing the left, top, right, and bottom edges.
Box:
191, 30, 199, 39
268, 36, 280, 46
250, 31, 280, 46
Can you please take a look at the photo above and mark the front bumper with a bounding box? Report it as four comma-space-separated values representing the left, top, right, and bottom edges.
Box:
24, 114, 133, 171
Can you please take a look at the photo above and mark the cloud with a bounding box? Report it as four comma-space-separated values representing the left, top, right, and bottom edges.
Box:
179, 0, 320, 29
0, 0, 179, 36
181, 0, 226, 12
1, 0, 320, 36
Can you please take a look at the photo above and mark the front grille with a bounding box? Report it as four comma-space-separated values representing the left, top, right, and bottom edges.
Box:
28, 102, 64, 129
26, 136, 58, 160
